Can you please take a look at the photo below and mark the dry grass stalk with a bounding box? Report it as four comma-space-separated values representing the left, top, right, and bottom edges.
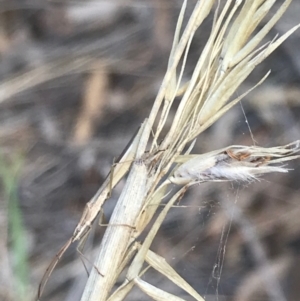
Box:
72, 63, 108, 145
0, 57, 98, 104
80, 1, 300, 300
37, 1, 300, 300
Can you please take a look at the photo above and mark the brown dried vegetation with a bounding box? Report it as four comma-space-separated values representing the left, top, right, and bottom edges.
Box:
1, 1, 300, 301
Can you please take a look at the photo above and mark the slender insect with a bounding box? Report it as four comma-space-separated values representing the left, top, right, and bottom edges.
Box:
37, 122, 147, 300
80, 119, 152, 301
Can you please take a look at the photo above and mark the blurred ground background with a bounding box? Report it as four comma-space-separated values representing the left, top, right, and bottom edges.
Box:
1, 1, 300, 301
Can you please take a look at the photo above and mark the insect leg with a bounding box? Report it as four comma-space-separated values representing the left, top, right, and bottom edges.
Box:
37, 238, 72, 300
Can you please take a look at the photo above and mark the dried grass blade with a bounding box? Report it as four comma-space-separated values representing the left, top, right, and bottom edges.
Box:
0, 57, 94, 104
155, 0, 188, 146
159, 1, 215, 149
252, 23, 300, 65
197, 59, 264, 128
134, 278, 187, 301
135, 182, 170, 235
106, 243, 141, 301
127, 186, 187, 281
233, 0, 293, 67
145, 249, 205, 301
107, 281, 133, 301
165, 0, 187, 100
190, 71, 270, 139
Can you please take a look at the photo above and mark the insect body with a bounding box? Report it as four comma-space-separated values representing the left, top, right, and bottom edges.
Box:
37, 123, 147, 300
